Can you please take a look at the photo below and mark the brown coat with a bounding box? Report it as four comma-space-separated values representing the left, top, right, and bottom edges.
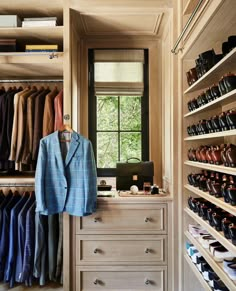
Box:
54, 89, 63, 131
15, 88, 37, 165
21, 89, 43, 165
32, 88, 51, 161
42, 87, 59, 137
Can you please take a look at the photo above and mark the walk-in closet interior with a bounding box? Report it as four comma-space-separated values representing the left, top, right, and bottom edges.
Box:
0, 0, 235, 290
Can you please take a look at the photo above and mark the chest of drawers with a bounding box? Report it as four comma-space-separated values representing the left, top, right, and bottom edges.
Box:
73, 198, 171, 291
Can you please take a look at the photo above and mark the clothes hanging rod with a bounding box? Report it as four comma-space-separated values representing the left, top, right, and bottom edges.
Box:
0, 79, 63, 83
171, 0, 205, 54
0, 183, 35, 187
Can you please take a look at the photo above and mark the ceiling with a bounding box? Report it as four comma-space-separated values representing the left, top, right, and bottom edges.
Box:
70, 0, 173, 38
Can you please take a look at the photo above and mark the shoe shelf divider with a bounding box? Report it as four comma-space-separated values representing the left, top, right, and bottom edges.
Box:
184, 253, 212, 291
184, 129, 236, 141
184, 161, 236, 175
184, 89, 236, 118
184, 184, 236, 217
185, 230, 236, 290
185, 208, 236, 255
184, 47, 236, 94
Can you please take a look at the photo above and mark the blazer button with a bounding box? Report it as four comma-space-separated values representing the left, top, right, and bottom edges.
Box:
65, 187, 67, 189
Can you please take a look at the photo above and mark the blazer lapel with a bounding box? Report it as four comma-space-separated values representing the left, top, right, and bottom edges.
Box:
65, 131, 80, 167
53, 131, 65, 172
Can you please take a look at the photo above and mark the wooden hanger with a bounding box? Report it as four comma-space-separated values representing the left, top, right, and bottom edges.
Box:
58, 124, 73, 133
58, 124, 73, 142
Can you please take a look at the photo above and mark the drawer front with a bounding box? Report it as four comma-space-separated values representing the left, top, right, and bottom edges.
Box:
76, 235, 167, 265
76, 204, 167, 233
76, 268, 166, 291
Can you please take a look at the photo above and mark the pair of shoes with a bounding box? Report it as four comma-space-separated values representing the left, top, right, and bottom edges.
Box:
213, 279, 229, 291
210, 242, 234, 262
199, 234, 217, 248
223, 258, 236, 280
188, 224, 208, 237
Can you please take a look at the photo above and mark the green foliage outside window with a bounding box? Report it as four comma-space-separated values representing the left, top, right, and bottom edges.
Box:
96, 95, 142, 168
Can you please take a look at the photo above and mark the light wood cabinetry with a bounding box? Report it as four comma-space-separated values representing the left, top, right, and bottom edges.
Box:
74, 198, 170, 291
180, 0, 236, 290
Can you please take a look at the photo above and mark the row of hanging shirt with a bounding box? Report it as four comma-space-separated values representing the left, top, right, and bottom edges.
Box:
0, 85, 63, 172
0, 190, 63, 288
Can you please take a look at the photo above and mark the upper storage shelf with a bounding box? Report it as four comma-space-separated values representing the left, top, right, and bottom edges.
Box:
0, 52, 63, 79
0, 26, 64, 50
182, 0, 236, 59
184, 47, 236, 94
0, 0, 63, 25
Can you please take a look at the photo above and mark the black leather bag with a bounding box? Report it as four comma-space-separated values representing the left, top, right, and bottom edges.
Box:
116, 158, 154, 190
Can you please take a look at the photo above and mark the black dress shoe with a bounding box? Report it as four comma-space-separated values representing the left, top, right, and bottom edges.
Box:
223, 73, 236, 93
228, 35, 236, 52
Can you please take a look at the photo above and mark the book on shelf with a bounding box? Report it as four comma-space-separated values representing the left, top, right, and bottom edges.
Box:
25, 44, 58, 50
0, 15, 21, 27
25, 49, 58, 53
22, 17, 58, 27
22, 21, 57, 27
0, 39, 16, 52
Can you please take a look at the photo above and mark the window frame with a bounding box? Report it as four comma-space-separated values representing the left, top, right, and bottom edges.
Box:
88, 49, 149, 177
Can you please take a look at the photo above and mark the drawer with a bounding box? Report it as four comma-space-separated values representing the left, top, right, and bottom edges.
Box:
76, 266, 167, 291
76, 204, 167, 234
76, 235, 167, 265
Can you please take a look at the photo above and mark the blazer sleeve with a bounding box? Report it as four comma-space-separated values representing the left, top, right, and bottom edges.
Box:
35, 140, 47, 212
84, 141, 97, 214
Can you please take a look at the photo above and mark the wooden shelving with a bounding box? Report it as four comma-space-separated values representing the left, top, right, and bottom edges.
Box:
185, 208, 236, 255
0, 26, 64, 46
185, 231, 236, 290
184, 47, 236, 94
184, 254, 211, 291
0, 52, 63, 79
184, 129, 236, 141
184, 184, 236, 216
184, 161, 236, 175
183, 0, 200, 15
184, 89, 236, 117
182, 0, 236, 59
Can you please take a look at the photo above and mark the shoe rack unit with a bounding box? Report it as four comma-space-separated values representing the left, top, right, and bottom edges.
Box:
180, 0, 236, 290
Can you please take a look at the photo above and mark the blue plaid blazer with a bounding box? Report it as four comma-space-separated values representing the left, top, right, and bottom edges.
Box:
35, 131, 97, 216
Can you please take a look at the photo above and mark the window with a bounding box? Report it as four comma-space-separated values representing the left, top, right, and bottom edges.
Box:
89, 49, 149, 177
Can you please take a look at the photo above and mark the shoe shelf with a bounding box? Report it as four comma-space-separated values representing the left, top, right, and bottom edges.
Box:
184, 161, 236, 175
185, 208, 236, 255
184, 253, 212, 291
185, 230, 236, 290
184, 89, 236, 118
184, 184, 236, 217
184, 47, 236, 94
182, 0, 236, 59
184, 129, 236, 141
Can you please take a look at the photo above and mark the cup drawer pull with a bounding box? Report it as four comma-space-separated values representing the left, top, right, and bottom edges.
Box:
94, 279, 103, 285
94, 217, 101, 223
145, 248, 152, 253
145, 279, 151, 285
93, 248, 100, 254
145, 217, 151, 222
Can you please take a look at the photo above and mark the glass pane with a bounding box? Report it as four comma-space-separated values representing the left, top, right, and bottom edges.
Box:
97, 96, 118, 130
120, 132, 141, 162
95, 62, 143, 82
97, 132, 118, 168
120, 96, 141, 130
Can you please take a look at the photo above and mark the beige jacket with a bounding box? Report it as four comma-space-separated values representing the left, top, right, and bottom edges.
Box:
9, 88, 30, 161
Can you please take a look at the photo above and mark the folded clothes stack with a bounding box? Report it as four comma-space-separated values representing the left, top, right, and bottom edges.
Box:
0, 39, 16, 52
